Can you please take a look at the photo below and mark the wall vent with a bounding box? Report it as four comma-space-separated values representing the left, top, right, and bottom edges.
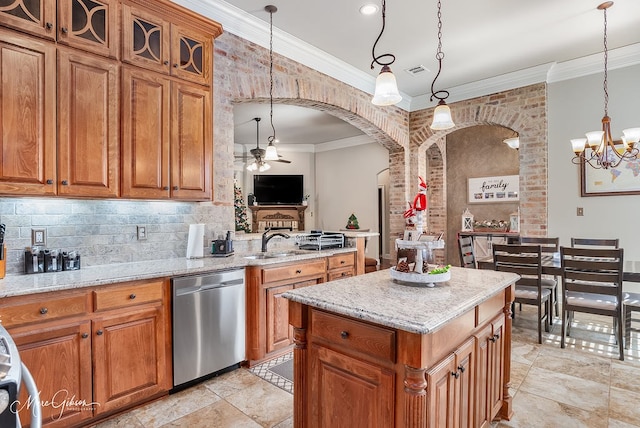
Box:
405, 65, 429, 76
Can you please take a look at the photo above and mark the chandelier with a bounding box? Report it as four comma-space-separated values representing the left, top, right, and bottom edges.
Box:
370, 0, 402, 106
570, 1, 639, 169
429, 0, 454, 130
247, 117, 271, 172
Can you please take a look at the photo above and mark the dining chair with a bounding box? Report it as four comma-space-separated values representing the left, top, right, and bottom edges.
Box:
493, 244, 551, 344
520, 237, 560, 320
560, 246, 625, 361
624, 292, 640, 349
570, 238, 619, 249
458, 236, 477, 268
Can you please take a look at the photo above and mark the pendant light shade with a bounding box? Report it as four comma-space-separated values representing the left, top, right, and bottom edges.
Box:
264, 143, 279, 160
372, 65, 402, 106
503, 137, 520, 150
430, 101, 455, 130
369, 0, 401, 106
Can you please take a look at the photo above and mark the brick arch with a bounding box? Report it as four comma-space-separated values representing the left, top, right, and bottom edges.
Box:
408, 84, 548, 244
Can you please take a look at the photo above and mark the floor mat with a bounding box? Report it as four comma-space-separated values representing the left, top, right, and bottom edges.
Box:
249, 352, 293, 394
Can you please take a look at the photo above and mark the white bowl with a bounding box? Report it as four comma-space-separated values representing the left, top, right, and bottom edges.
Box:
390, 267, 451, 286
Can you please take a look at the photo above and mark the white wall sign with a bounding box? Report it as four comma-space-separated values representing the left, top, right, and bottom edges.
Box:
468, 175, 519, 203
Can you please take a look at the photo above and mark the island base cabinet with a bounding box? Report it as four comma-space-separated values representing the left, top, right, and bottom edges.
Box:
309, 345, 395, 428
12, 320, 93, 428
474, 313, 505, 428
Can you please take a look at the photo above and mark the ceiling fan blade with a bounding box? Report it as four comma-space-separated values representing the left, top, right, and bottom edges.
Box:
274, 158, 291, 164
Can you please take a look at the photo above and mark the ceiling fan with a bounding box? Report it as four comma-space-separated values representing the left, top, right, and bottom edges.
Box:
243, 117, 291, 171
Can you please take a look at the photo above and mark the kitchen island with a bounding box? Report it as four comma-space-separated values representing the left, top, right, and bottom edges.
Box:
283, 267, 518, 428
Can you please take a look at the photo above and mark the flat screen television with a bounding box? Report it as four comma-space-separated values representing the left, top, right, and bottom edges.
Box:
253, 174, 303, 205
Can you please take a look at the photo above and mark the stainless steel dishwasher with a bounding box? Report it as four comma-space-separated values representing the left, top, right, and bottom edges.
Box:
172, 268, 245, 388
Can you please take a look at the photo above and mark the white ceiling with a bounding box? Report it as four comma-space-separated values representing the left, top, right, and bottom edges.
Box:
174, 0, 640, 147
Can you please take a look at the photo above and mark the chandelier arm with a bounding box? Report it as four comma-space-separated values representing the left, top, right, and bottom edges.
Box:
370, 0, 395, 69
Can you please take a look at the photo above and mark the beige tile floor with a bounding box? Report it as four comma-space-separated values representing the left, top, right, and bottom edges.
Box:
95, 305, 640, 428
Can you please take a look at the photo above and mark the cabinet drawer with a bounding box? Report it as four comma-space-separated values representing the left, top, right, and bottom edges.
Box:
327, 267, 354, 282
311, 310, 396, 363
94, 280, 164, 311
262, 259, 326, 284
0, 292, 90, 328
327, 253, 355, 270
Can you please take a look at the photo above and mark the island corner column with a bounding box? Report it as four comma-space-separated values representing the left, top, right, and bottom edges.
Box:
500, 283, 515, 420
288, 300, 308, 428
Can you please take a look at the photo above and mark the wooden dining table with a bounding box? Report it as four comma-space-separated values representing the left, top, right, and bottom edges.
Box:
477, 255, 640, 283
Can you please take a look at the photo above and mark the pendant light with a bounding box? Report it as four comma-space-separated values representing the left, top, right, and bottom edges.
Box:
429, 0, 454, 130
264, 5, 280, 161
569, 2, 639, 169
370, 0, 402, 106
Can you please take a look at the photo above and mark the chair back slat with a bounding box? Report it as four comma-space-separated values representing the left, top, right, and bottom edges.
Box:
560, 246, 623, 300
570, 238, 619, 249
520, 237, 559, 254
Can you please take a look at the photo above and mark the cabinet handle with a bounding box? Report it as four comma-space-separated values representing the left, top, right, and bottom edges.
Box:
458, 365, 465, 373
61, 180, 69, 185
81, 333, 89, 339
163, 186, 169, 190
489, 333, 500, 343
46, 179, 53, 185
340, 331, 349, 339
173, 186, 179, 191
173, 63, 179, 68
46, 22, 53, 30
451, 371, 460, 379
39, 307, 48, 315
96, 330, 103, 336
61, 27, 68, 34
164, 60, 169, 65
295, 269, 302, 274
340, 260, 345, 264
129, 293, 136, 300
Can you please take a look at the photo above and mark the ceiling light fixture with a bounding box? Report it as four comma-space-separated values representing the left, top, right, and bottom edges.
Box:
429, 0, 455, 130
370, 0, 402, 106
247, 117, 271, 172
503, 137, 520, 150
359, 4, 379, 16
570, 1, 639, 169
264, 5, 280, 161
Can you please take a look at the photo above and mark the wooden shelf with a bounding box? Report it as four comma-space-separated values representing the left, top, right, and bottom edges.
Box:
249, 205, 307, 232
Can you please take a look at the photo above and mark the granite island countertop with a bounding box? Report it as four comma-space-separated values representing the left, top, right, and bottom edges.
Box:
0, 247, 356, 298
282, 266, 518, 335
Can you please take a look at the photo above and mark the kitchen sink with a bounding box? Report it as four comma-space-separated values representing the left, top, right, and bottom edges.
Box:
243, 251, 308, 259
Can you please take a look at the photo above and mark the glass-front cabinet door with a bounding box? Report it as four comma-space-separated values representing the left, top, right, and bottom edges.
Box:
170, 25, 211, 86
121, 4, 170, 74
58, 0, 118, 57
0, 0, 117, 57
0, 0, 57, 40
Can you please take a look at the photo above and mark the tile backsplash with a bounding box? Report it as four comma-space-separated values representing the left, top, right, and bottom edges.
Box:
0, 198, 233, 274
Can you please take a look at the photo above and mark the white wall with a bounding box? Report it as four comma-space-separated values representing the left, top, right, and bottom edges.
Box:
548, 64, 640, 261
316, 142, 389, 259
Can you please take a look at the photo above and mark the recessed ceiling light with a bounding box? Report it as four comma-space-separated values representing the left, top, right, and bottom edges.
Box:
359, 4, 379, 15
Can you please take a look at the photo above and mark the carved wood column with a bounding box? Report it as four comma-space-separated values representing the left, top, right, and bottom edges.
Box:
403, 365, 427, 426
289, 300, 308, 428
500, 282, 515, 420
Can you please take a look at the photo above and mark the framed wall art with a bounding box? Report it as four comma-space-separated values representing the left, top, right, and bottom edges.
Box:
581, 158, 640, 196
468, 175, 519, 203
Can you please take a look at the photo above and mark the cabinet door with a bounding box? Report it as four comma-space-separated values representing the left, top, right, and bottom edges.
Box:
121, 67, 171, 199
475, 314, 505, 427
92, 305, 168, 414
310, 345, 394, 428
454, 337, 475, 428
57, 48, 119, 197
57, 0, 118, 58
488, 314, 505, 419
266, 283, 294, 354
426, 353, 456, 428
170, 24, 211, 86
0, 32, 56, 195
121, 4, 170, 74
12, 320, 93, 428
0, 0, 56, 41
170, 81, 212, 200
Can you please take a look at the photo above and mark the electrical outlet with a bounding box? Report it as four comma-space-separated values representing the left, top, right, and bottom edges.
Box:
137, 225, 147, 241
32, 228, 46, 246
577, 207, 584, 216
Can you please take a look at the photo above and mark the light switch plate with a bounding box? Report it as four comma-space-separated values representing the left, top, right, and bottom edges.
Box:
137, 225, 147, 241
32, 228, 46, 246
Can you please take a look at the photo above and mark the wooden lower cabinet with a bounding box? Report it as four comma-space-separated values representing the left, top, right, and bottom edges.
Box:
12, 320, 93, 428
326, 253, 355, 281
475, 314, 505, 428
266, 283, 294, 354
0, 279, 171, 427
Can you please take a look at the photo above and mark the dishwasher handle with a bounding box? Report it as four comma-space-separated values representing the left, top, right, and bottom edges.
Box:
174, 278, 244, 296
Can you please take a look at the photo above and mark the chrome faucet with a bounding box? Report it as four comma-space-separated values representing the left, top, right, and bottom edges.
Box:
262, 228, 290, 252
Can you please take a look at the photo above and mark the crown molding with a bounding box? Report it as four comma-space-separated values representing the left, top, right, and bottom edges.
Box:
173, 0, 640, 113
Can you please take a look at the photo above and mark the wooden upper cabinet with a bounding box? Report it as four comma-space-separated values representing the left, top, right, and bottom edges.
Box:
121, 4, 170, 74
57, 0, 119, 58
0, 0, 118, 58
170, 24, 211, 86
171, 81, 212, 200
0, 31, 56, 196
58, 48, 120, 197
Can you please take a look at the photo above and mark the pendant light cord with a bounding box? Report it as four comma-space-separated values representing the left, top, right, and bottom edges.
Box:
370, 0, 395, 69
603, 6, 609, 117
430, 0, 449, 103
268, 6, 277, 145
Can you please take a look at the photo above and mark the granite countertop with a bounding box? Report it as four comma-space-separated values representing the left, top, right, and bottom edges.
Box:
0, 247, 356, 298
282, 267, 518, 335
